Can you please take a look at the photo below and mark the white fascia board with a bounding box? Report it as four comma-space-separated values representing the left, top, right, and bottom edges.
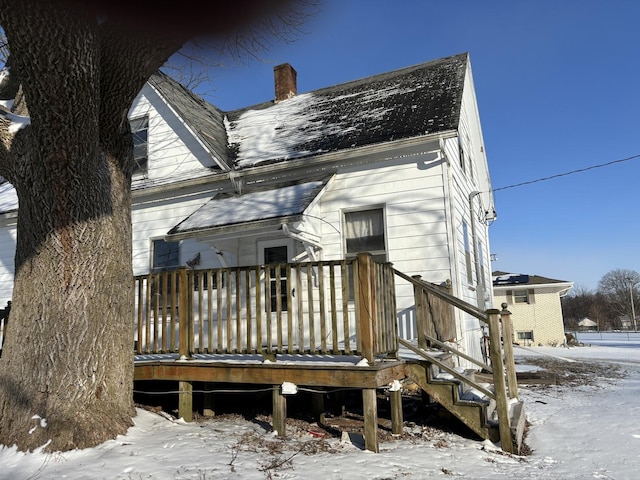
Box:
494, 281, 574, 292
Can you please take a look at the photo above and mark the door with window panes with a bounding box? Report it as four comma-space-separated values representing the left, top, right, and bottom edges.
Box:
258, 240, 295, 348
149, 239, 180, 318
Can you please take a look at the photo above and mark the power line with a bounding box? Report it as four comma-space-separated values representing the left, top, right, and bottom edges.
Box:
492, 153, 640, 193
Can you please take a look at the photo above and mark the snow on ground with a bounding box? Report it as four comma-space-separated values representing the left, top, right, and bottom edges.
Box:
2, 334, 640, 479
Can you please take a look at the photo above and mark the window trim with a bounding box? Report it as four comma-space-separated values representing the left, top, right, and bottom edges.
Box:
151, 238, 180, 273
342, 205, 387, 260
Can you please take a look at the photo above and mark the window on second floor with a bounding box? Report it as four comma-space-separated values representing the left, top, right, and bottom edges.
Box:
131, 116, 149, 175
507, 289, 535, 304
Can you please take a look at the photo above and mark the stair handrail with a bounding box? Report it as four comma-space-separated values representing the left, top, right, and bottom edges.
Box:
424, 334, 492, 373
393, 269, 488, 323
398, 338, 495, 399
394, 268, 517, 453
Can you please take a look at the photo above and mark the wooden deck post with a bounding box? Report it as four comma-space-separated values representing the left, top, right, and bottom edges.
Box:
273, 385, 287, 437
178, 380, 193, 422
499, 304, 519, 399
390, 389, 403, 435
178, 267, 191, 359
362, 388, 379, 453
311, 391, 326, 424
357, 253, 376, 362
203, 382, 215, 417
412, 275, 429, 349
487, 308, 514, 453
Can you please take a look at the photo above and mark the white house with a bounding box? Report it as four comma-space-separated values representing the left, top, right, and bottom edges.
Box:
492, 272, 574, 346
0, 53, 497, 362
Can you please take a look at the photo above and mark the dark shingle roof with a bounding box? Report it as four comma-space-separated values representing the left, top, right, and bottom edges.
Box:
492, 271, 571, 286
151, 53, 468, 171
225, 53, 468, 168
148, 71, 229, 169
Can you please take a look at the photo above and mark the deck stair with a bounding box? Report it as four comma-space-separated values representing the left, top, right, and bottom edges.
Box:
400, 339, 526, 453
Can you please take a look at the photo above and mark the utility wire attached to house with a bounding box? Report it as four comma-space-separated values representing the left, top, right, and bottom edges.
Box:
492, 153, 640, 193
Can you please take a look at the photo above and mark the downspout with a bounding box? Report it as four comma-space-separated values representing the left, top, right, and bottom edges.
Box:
468, 191, 486, 310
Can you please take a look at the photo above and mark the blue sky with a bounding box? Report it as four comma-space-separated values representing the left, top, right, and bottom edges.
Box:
193, 0, 639, 291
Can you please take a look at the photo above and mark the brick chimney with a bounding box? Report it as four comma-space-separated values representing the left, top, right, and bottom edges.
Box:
273, 63, 297, 102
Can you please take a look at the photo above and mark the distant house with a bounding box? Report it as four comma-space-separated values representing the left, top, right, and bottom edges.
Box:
492, 272, 573, 346
577, 317, 598, 330
0, 53, 497, 362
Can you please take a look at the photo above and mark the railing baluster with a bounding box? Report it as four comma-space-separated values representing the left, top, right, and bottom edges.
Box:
318, 262, 327, 353
235, 268, 242, 353
245, 269, 252, 353
225, 269, 232, 353
330, 264, 338, 353
296, 264, 304, 352
275, 264, 283, 351
207, 270, 213, 353
286, 263, 293, 353
135, 277, 143, 354
169, 270, 177, 351
341, 260, 351, 354
307, 263, 315, 353
216, 270, 223, 353
197, 271, 204, 353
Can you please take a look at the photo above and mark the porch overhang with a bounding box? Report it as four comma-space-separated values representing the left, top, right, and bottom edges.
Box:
166, 215, 303, 242
164, 178, 330, 243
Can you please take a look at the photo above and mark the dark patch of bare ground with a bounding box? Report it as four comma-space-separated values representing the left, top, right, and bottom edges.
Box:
517, 354, 627, 389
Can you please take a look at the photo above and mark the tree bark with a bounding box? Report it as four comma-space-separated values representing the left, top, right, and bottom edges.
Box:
0, 1, 182, 452
0, 0, 307, 453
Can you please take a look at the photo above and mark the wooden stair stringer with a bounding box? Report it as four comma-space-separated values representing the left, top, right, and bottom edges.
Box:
404, 361, 500, 443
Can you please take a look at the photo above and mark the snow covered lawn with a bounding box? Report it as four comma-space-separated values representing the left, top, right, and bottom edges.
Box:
2, 342, 639, 479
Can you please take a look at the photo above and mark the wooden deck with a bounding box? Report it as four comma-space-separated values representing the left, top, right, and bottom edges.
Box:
132, 254, 525, 454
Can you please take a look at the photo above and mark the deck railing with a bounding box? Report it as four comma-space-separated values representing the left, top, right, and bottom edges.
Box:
394, 270, 519, 453
134, 253, 398, 360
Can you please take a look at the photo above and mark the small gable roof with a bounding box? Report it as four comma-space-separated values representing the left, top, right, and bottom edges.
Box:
148, 71, 229, 169
578, 318, 597, 327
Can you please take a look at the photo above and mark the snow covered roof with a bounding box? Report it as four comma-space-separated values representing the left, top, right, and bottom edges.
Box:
168, 179, 328, 237
0, 53, 468, 215
578, 318, 597, 327
225, 53, 467, 168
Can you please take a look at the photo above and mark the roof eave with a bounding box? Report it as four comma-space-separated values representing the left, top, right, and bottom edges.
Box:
165, 215, 303, 243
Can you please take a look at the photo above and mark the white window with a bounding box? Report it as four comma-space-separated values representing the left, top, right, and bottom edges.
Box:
517, 331, 534, 341
344, 207, 386, 262
131, 116, 149, 175
506, 288, 535, 305
462, 221, 473, 282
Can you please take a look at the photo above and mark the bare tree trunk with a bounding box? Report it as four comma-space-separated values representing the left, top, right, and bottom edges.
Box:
0, 0, 311, 453
0, 2, 158, 452
0, 156, 135, 451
